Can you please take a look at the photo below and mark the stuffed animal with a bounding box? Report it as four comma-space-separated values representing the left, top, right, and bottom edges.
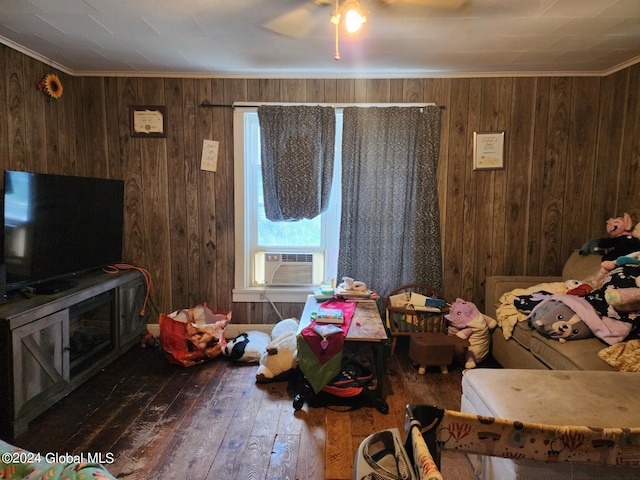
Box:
256, 318, 300, 383
222, 330, 271, 362
337, 276, 367, 292
445, 298, 497, 369
600, 253, 640, 275
580, 213, 640, 262
602, 260, 640, 312
527, 299, 593, 343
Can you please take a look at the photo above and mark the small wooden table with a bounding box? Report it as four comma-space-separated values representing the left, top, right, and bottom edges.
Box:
293, 295, 389, 413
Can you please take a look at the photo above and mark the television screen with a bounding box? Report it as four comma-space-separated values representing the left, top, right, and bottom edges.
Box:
3, 170, 124, 292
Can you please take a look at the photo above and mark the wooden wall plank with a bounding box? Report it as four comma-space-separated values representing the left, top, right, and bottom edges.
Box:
80, 77, 108, 178
55, 72, 78, 176
195, 79, 217, 309
562, 77, 600, 256
164, 78, 189, 310
181, 79, 202, 309
116, 77, 147, 275
539, 77, 571, 275
211, 78, 233, 312
442, 79, 471, 300
6, 47, 28, 172
138, 78, 172, 316
621, 64, 640, 223
503, 78, 536, 276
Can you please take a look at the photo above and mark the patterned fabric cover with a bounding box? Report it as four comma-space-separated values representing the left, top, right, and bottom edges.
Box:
0, 439, 116, 479
405, 404, 640, 479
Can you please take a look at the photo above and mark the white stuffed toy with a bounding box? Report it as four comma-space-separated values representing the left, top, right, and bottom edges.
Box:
256, 318, 299, 383
337, 276, 367, 292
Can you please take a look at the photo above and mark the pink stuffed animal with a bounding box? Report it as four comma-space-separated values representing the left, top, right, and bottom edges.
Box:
580, 213, 640, 262
445, 298, 497, 369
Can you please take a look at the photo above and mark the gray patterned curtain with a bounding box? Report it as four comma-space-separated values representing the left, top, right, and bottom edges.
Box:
338, 106, 442, 297
258, 105, 336, 221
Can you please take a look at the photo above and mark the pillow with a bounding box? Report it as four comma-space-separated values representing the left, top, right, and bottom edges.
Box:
222, 331, 271, 362
527, 299, 593, 343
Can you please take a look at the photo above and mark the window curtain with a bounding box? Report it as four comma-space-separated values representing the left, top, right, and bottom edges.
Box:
338, 106, 442, 298
258, 105, 336, 221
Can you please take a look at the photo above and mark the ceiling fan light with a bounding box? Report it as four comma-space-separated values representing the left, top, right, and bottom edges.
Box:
344, 8, 366, 33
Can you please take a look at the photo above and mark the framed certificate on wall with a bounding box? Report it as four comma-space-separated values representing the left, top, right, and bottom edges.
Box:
130, 106, 166, 138
473, 131, 505, 170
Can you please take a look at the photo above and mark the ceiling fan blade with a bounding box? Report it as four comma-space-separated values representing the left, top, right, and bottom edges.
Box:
263, 7, 315, 38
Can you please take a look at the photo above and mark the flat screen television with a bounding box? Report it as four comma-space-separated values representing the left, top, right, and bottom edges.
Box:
3, 170, 124, 294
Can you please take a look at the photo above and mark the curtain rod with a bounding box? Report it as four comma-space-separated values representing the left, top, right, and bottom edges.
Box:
199, 102, 446, 110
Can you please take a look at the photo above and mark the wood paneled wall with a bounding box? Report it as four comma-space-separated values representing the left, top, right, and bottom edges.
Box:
2, 44, 640, 324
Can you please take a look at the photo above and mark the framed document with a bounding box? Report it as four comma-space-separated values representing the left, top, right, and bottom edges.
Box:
473, 131, 505, 170
130, 106, 166, 138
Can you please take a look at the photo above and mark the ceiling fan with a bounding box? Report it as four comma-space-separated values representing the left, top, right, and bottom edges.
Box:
263, 0, 468, 39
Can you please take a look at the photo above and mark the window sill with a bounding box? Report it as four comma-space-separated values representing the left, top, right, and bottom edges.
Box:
232, 287, 314, 303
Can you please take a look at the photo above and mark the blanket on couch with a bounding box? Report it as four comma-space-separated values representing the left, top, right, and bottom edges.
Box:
497, 262, 640, 343
598, 339, 640, 372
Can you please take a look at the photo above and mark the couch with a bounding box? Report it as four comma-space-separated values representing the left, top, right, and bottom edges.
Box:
485, 251, 618, 370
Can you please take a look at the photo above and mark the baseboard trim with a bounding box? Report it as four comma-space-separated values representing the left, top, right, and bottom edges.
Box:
146, 323, 274, 338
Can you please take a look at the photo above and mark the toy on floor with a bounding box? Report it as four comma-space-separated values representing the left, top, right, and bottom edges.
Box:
222, 330, 271, 362
256, 318, 300, 383
445, 298, 497, 369
140, 329, 159, 348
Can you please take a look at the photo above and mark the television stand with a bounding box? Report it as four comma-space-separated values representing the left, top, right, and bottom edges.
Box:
0, 269, 147, 439
30, 279, 78, 294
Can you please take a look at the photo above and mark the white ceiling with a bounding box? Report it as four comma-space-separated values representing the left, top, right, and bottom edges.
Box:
1, 0, 639, 78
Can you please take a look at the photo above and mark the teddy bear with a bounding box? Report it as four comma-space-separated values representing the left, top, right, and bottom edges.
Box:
445, 298, 497, 369
256, 318, 300, 383
580, 213, 640, 262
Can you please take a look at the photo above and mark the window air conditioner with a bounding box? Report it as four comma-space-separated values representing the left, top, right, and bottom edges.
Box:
258, 252, 317, 286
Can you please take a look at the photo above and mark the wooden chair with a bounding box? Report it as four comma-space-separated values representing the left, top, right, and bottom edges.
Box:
383, 283, 448, 355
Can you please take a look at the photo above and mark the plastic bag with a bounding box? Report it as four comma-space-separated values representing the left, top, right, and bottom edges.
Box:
159, 304, 231, 367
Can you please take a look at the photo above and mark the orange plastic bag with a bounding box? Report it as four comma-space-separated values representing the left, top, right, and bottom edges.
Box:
159, 304, 231, 367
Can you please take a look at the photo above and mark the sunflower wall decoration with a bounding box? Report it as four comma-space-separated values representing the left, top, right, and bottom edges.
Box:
37, 73, 63, 101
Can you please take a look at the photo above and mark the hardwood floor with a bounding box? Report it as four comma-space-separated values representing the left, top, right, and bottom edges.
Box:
12, 338, 479, 479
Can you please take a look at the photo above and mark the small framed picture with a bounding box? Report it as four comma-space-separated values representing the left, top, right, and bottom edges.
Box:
473, 131, 505, 170
130, 106, 166, 138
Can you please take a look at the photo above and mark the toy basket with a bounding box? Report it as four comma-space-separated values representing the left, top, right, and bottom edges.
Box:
383, 284, 448, 355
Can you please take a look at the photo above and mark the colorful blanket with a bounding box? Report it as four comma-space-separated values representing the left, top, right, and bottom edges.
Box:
0, 439, 116, 480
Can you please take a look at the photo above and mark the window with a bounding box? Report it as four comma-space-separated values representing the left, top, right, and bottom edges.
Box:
233, 105, 342, 303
